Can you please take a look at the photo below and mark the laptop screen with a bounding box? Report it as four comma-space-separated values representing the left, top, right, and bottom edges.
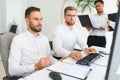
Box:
78, 15, 93, 27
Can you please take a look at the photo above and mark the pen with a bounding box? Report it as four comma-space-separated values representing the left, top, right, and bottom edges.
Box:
47, 69, 83, 80
60, 60, 74, 65
84, 68, 92, 80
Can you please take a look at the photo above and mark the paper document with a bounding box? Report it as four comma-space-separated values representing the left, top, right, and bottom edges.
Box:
90, 46, 110, 54
47, 61, 91, 79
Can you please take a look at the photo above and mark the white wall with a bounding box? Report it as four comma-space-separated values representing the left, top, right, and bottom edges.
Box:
104, 0, 118, 13
0, 0, 6, 34
24, 0, 64, 40
6, 0, 26, 34
1, 0, 117, 43
24, 0, 117, 46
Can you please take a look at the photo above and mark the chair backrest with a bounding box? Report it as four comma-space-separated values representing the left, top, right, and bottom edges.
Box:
0, 32, 16, 77
49, 41, 53, 50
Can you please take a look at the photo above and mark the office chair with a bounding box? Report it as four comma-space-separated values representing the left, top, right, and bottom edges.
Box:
0, 32, 21, 80
49, 41, 63, 60
49, 41, 53, 50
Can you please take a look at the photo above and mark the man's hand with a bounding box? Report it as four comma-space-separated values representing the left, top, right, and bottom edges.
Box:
86, 26, 92, 31
69, 52, 83, 60
98, 26, 105, 31
107, 19, 111, 26
85, 48, 96, 54
35, 57, 51, 70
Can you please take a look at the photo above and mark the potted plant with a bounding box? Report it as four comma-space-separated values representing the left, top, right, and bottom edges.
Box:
75, 0, 95, 13
61, 0, 95, 23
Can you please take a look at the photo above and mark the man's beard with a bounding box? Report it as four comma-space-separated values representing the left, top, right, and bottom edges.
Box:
30, 24, 42, 32
97, 9, 103, 14
66, 21, 75, 26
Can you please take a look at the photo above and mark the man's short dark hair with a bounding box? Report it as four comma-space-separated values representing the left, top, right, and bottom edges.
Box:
64, 6, 77, 15
94, 0, 104, 5
25, 6, 40, 18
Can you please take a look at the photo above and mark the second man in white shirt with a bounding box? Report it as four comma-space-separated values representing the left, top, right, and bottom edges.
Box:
53, 6, 96, 60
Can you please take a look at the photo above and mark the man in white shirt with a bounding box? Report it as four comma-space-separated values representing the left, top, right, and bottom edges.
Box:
86, 0, 110, 48
8, 6, 57, 77
53, 6, 96, 60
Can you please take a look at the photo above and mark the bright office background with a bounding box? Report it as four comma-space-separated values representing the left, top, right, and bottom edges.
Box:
0, 0, 117, 50
0, 0, 118, 79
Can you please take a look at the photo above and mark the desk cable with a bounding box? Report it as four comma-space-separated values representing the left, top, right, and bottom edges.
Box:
98, 51, 110, 55
91, 53, 107, 67
92, 62, 107, 67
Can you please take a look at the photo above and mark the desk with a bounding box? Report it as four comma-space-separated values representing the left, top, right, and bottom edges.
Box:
19, 54, 109, 80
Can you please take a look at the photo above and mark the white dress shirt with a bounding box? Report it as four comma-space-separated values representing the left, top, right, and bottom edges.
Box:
9, 31, 57, 76
52, 24, 88, 57
90, 13, 108, 36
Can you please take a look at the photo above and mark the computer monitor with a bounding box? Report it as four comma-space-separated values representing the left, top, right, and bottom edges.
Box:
105, 5, 120, 80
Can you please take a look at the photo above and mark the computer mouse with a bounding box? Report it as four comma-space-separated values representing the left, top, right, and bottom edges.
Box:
49, 71, 62, 80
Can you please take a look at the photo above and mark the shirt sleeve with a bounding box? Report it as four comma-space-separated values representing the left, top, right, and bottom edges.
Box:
8, 37, 35, 76
45, 38, 58, 64
49, 55, 58, 64
90, 15, 95, 28
53, 31, 71, 57
77, 31, 88, 50
109, 21, 115, 29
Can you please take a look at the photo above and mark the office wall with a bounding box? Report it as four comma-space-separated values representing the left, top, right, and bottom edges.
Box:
24, 0, 91, 41
2, 0, 118, 41
24, 0, 64, 41
6, 0, 26, 34
104, 0, 118, 13
0, 0, 6, 34
24, 0, 117, 43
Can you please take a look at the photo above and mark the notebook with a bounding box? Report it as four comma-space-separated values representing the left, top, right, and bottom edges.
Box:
47, 61, 91, 80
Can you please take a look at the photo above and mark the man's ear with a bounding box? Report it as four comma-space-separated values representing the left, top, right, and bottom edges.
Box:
25, 18, 29, 25
64, 15, 66, 19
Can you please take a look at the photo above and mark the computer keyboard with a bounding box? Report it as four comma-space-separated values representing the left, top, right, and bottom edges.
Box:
76, 53, 101, 66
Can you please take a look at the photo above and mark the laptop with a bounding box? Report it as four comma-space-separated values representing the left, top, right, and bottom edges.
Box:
108, 13, 117, 31
108, 13, 117, 22
78, 15, 93, 28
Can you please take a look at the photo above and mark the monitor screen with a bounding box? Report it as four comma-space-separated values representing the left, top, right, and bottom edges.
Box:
105, 5, 120, 80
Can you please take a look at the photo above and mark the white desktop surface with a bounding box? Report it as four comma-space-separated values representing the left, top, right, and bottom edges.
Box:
19, 54, 109, 80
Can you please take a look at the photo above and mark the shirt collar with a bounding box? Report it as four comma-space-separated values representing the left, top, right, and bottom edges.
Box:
26, 30, 41, 38
96, 12, 106, 16
63, 23, 76, 31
